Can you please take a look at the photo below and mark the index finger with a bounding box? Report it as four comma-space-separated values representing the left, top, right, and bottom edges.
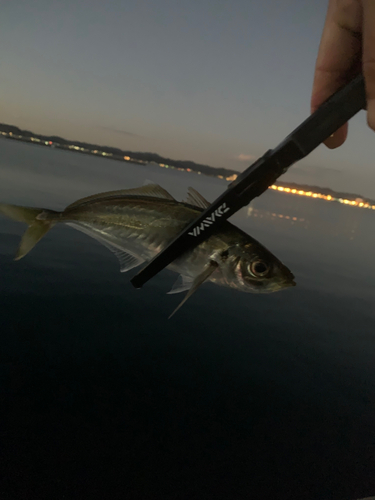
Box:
311, 0, 362, 148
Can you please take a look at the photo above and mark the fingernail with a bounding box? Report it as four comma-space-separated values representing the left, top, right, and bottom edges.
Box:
323, 125, 347, 149
324, 134, 339, 148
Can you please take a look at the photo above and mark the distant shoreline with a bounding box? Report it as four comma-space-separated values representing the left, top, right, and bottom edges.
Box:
1, 122, 374, 209
0, 122, 238, 180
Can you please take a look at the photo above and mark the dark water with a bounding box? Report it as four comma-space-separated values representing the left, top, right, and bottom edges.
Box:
0, 138, 374, 500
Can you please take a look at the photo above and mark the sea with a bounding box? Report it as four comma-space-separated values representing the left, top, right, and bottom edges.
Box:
0, 137, 374, 500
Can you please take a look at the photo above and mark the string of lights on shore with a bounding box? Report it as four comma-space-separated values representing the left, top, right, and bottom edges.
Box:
268, 185, 375, 210
2, 131, 374, 210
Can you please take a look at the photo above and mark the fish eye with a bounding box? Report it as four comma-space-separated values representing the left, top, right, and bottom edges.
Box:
249, 260, 270, 277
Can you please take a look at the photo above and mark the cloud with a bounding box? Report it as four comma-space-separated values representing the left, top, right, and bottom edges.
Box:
235, 154, 257, 162
98, 126, 142, 138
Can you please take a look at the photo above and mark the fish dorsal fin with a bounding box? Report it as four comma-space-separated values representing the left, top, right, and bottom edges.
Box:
132, 184, 176, 200
65, 184, 176, 210
167, 275, 194, 295
168, 261, 218, 319
143, 179, 155, 186
66, 222, 144, 272
184, 187, 211, 209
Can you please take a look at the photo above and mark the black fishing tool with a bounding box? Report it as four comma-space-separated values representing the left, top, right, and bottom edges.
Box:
131, 73, 366, 289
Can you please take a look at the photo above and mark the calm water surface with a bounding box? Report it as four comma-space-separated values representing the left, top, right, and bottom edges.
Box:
0, 138, 374, 499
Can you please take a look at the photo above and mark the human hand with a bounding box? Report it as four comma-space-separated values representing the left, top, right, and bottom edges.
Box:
311, 0, 375, 149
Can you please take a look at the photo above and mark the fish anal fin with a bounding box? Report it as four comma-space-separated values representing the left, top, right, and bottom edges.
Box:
94, 241, 144, 272
167, 275, 194, 295
112, 248, 143, 272
66, 222, 144, 272
184, 187, 211, 209
168, 261, 218, 319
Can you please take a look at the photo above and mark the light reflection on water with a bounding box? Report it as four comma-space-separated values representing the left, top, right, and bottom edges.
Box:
0, 137, 375, 499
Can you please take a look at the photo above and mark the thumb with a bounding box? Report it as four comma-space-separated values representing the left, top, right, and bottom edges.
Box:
362, 0, 375, 131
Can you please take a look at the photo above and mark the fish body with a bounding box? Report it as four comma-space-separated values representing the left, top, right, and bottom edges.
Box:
0, 184, 295, 316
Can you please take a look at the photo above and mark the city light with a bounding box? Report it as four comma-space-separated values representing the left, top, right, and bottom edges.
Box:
269, 184, 374, 210
2, 129, 374, 211
247, 206, 305, 222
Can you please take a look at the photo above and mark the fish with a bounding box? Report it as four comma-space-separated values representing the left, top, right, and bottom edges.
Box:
0, 183, 295, 317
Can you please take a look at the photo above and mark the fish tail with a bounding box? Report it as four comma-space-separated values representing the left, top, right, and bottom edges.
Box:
0, 203, 59, 260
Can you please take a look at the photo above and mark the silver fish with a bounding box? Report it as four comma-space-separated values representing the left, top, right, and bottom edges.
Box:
0, 183, 295, 317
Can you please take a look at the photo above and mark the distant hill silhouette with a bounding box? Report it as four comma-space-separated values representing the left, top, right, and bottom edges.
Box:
0, 123, 238, 179
1, 122, 373, 204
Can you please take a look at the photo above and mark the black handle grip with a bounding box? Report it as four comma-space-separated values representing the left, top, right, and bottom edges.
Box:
280, 73, 366, 156
131, 74, 366, 289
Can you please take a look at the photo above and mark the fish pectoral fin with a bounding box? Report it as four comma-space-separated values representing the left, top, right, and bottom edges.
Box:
167, 275, 194, 295
168, 261, 219, 319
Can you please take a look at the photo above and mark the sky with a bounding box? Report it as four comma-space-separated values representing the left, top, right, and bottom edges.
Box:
1, 0, 375, 197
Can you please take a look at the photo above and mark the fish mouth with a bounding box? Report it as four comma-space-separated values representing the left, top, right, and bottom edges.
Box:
285, 279, 296, 288
282, 268, 296, 288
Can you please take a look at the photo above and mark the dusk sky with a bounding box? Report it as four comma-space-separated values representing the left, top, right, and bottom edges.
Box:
2, 0, 375, 197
